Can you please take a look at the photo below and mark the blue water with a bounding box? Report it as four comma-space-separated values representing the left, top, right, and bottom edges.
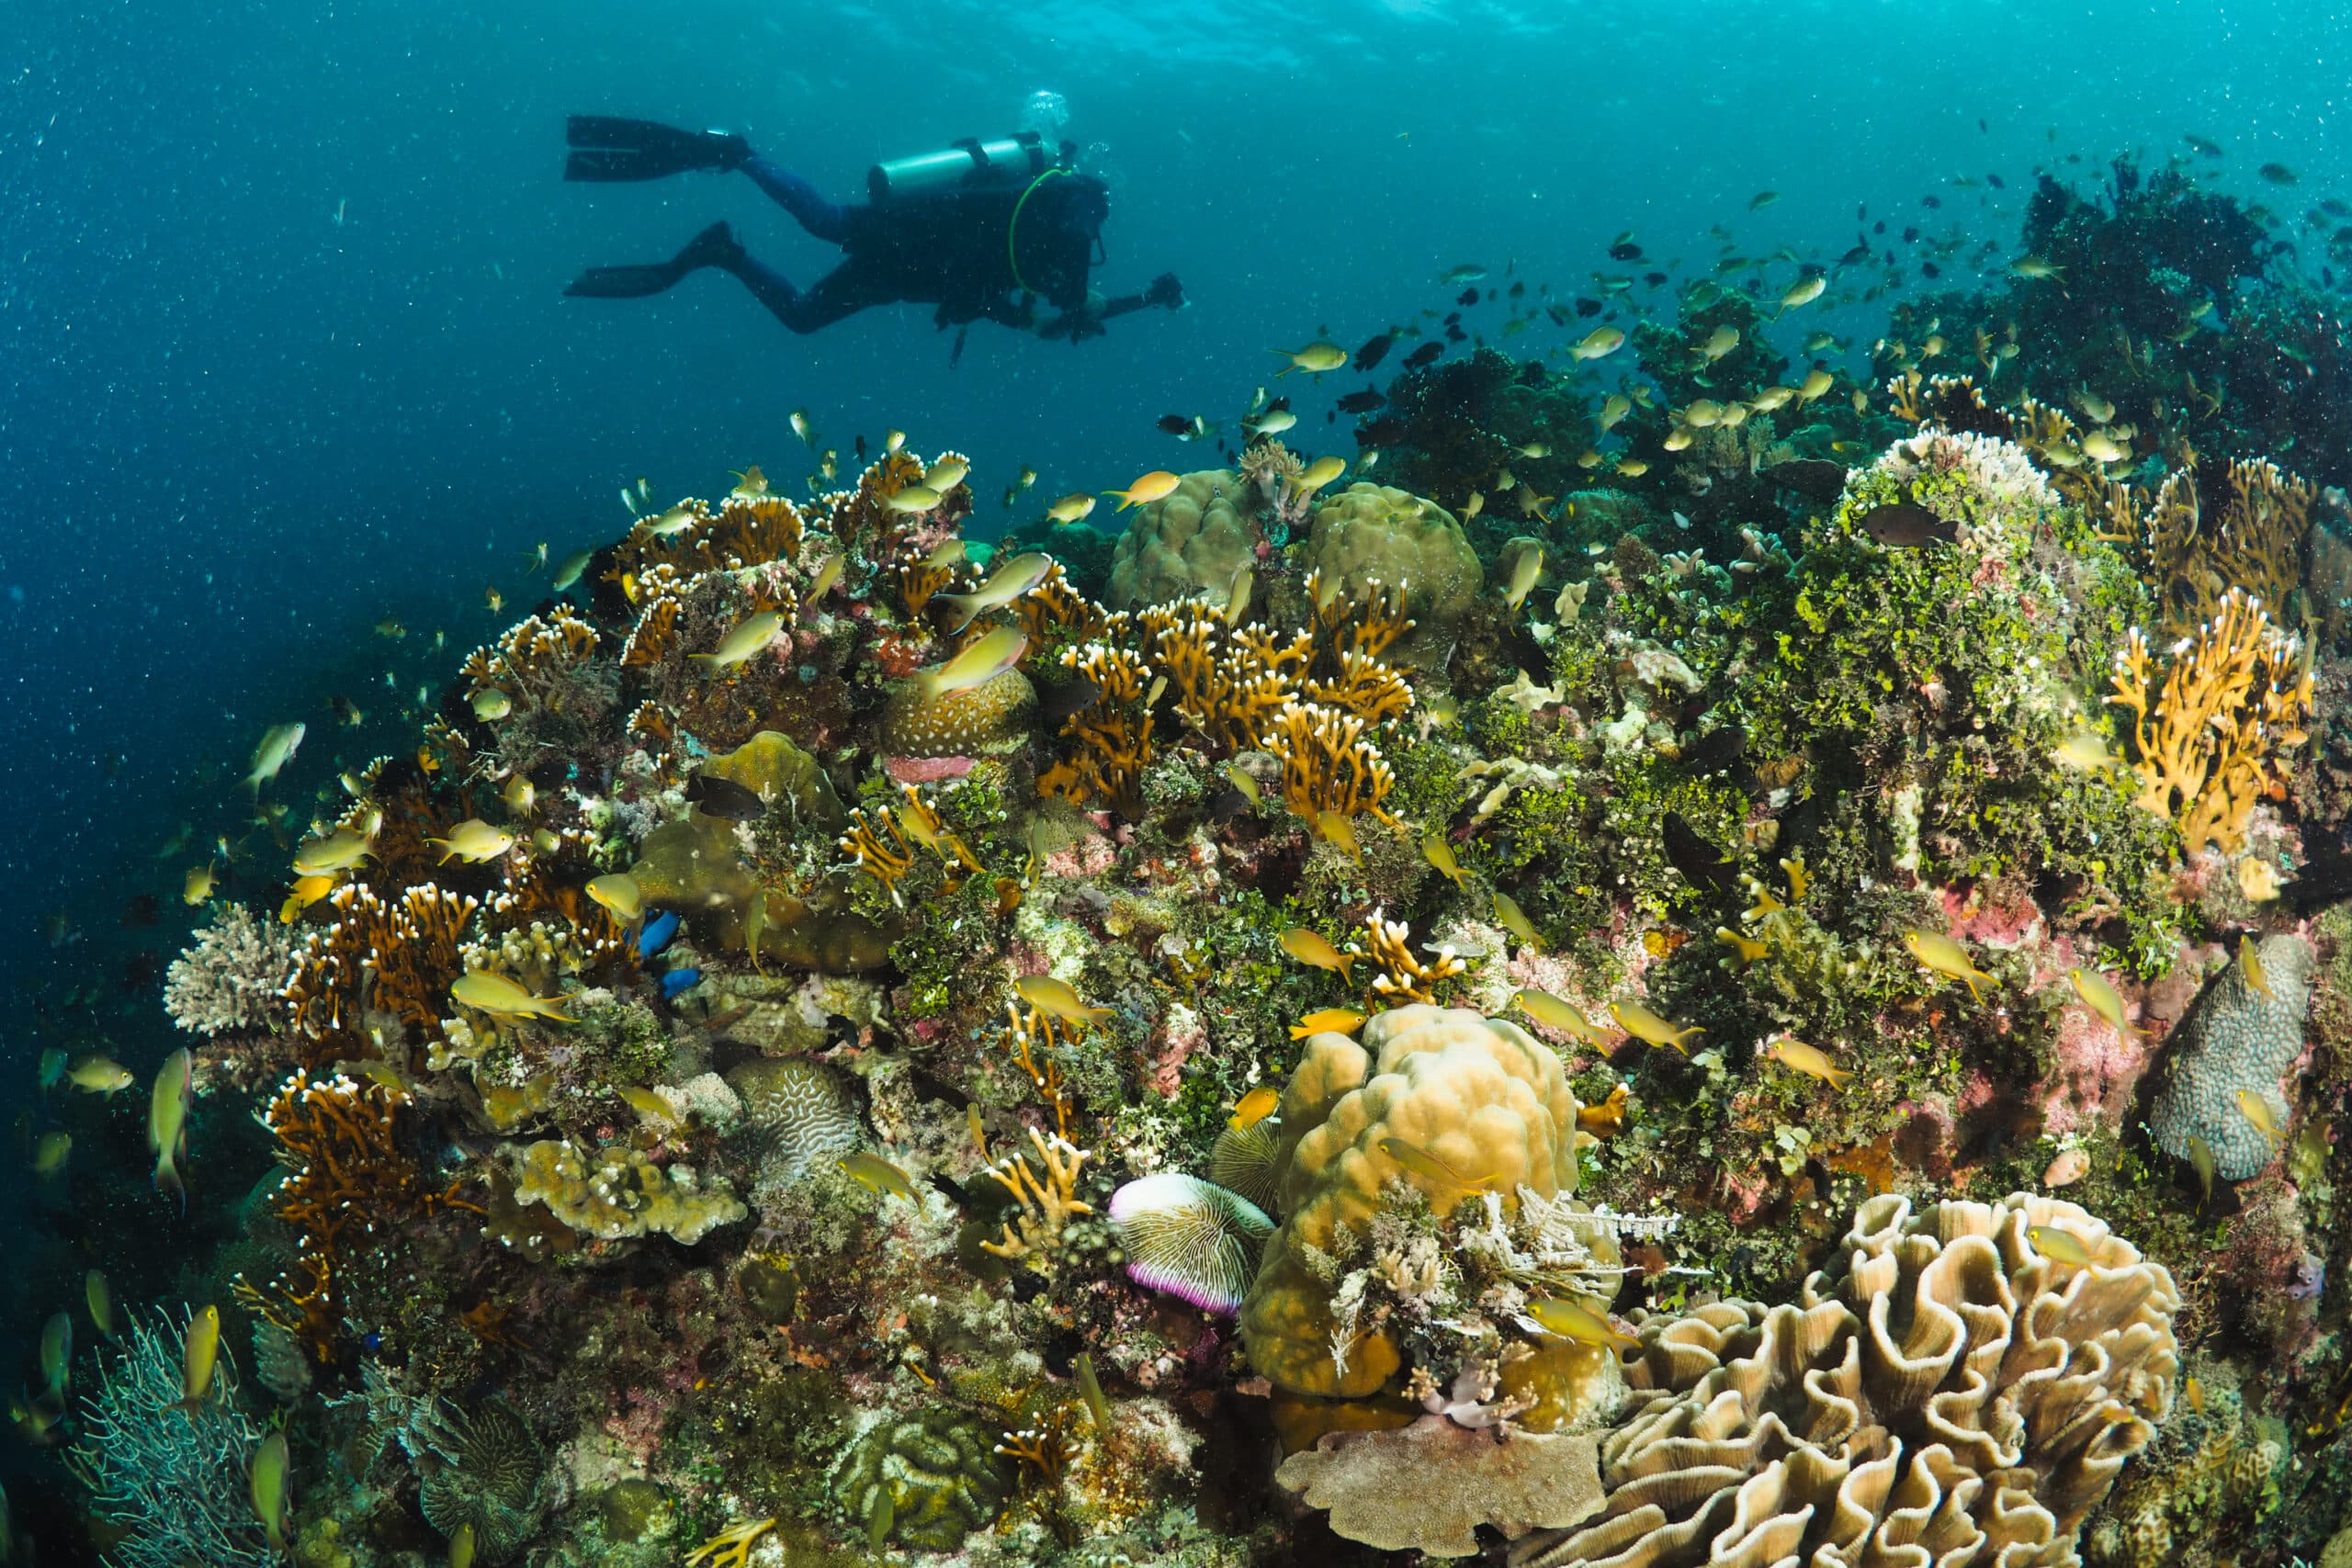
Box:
0, 0, 2345, 1489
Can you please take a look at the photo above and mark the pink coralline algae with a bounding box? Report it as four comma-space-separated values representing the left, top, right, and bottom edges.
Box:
2039, 992, 2155, 1137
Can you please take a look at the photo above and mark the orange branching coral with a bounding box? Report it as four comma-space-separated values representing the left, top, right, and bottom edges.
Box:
621, 564, 688, 667
1304, 571, 1413, 667
1265, 701, 1398, 824
240, 1068, 481, 1361
460, 605, 601, 711
283, 884, 481, 1062
979, 1126, 1093, 1265
1040, 643, 1154, 816
1016, 560, 1112, 646
894, 544, 956, 621
2108, 587, 2314, 856
838, 805, 915, 906
1001, 1000, 1077, 1139
1149, 606, 1302, 752
997, 1408, 1083, 1488
1305, 649, 1416, 728
1884, 368, 1927, 424
897, 784, 982, 872
1362, 907, 1469, 1005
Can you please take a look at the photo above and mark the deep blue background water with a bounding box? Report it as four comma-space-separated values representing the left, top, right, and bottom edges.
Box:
0, 0, 2344, 1376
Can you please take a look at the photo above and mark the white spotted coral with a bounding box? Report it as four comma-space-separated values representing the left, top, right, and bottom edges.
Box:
2149, 933, 2312, 1180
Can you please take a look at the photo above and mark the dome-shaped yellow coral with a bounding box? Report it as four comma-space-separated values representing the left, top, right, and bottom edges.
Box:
877, 667, 1036, 758
1105, 469, 1263, 609
1240, 1004, 1580, 1398
1303, 485, 1482, 665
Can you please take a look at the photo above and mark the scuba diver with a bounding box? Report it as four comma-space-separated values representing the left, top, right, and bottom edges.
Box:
561, 118, 1184, 347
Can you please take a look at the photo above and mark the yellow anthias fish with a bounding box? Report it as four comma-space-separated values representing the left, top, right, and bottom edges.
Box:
1904, 931, 1996, 1002
1598, 393, 1632, 431
425, 819, 515, 865
584, 874, 643, 921
1014, 975, 1113, 1027
1761, 1035, 1853, 1091
251, 1429, 290, 1552
1797, 367, 1836, 401
2067, 968, 2137, 1038
1492, 891, 1542, 950
183, 863, 219, 906
85, 1269, 116, 1339
923, 456, 969, 491
801, 553, 845, 607
244, 721, 305, 795
1525, 1296, 1640, 1351
1376, 1135, 1498, 1192
1682, 399, 1723, 428
937, 552, 1053, 634
1504, 546, 1544, 612
1514, 989, 1611, 1048
502, 774, 537, 816
618, 1087, 678, 1128
470, 688, 514, 722
2188, 1134, 2215, 1205
2240, 934, 2276, 999
884, 484, 943, 513
1610, 1000, 1702, 1055
177, 1304, 221, 1411
151, 1049, 191, 1207
291, 826, 372, 878
691, 609, 787, 671
1272, 341, 1348, 376
1229, 1084, 1282, 1130
280, 872, 335, 925
2027, 1224, 2103, 1268
1421, 832, 1470, 890
1316, 809, 1362, 860
1700, 323, 1740, 361
66, 1056, 134, 1095
1748, 385, 1797, 412
2051, 729, 2118, 772
1573, 325, 1627, 360
1291, 1008, 1367, 1041
1780, 275, 1827, 310
919, 624, 1029, 699
1661, 424, 1694, 451
1105, 470, 1182, 511
1280, 926, 1357, 982
2237, 1088, 2284, 1148
1294, 455, 1348, 495
2012, 255, 2064, 279
839, 1152, 921, 1204
450, 1520, 478, 1568
1046, 492, 1096, 524
32, 1131, 70, 1178
450, 970, 575, 1022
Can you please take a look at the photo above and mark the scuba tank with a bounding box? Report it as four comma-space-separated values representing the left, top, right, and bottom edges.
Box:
868, 132, 1052, 200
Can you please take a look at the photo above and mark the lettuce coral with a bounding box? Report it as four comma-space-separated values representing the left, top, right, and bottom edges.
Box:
1515, 1191, 2177, 1568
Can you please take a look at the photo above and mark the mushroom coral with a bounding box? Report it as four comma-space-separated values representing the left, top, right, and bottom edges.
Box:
1238, 1003, 1581, 1398
1513, 1191, 2177, 1568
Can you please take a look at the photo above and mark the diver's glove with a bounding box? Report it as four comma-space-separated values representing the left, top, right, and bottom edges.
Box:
1144, 272, 1185, 310
704, 130, 754, 171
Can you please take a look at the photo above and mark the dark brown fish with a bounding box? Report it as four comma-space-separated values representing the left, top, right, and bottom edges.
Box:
1456, 288, 1480, 306
1608, 239, 1644, 262
1444, 323, 1466, 343
1680, 726, 1747, 777
1205, 784, 1252, 822
1765, 459, 1849, 503
1335, 389, 1386, 413
1574, 297, 1603, 317
1855, 502, 1958, 548
1643, 271, 1668, 288
1156, 414, 1193, 436
686, 773, 766, 821
1662, 812, 1739, 901
1038, 678, 1102, 721
1352, 333, 1393, 372
1403, 342, 1444, 369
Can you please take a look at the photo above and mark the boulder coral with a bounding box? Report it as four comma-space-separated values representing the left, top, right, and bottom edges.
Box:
1513, 1191, 2177, 1568
1239, 1003, 1581, 1397
2149, 932, 2314, 1180
1104, 468, 1264, 609
1303, 483, 1484, 665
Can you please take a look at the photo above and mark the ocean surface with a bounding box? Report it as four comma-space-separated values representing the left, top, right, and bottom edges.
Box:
2, 0, 2347, 1552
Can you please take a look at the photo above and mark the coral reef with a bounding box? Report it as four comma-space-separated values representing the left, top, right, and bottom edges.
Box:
2149, 932, 2314, 1179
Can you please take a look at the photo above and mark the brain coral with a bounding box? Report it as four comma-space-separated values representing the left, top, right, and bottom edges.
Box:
2149, 933, 2312, 1181
877, 666, 1036, 757
830, 1409, 1012, 1551
1303, 484, 1484, 664
727, 1056, 864, 1183
407, 1395, 548, 1563
1239, 1003, 1580, 1397
1105, 468, 1263, 609
1514, 1190, 2178, 1568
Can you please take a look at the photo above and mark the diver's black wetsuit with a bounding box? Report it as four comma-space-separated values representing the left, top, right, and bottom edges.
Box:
561, 118, 1182, 342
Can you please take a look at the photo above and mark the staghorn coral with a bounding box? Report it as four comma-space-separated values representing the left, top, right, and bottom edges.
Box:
66, 1308, 272, 1568
509, 1138, 745, 1246
1512, 1191, 2178, 1568
164, 902, 298, 1040
1105, 468, 1265, 609
2108, 586, 2313, 855
1241, 1004, 1582, 1397
2149, 933, 2313, 1181
830, 1409, 1013, 1551
1304, 483, 1483, 666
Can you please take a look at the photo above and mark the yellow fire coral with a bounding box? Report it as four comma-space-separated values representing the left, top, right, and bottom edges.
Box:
1040, 642, 1155, 815
1239, 1004, 1582, 1397
1360, 908, 1469, 1005
2106, 456, 2315, 636
2107, 586, 2312, 855
1265, 702, 1398, 825
459, 604, 600, 714
283, 883, 481, 1062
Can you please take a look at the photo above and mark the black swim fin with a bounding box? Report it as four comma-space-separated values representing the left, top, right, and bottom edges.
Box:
565, 221, 743, 299
564, 116, 750, 182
